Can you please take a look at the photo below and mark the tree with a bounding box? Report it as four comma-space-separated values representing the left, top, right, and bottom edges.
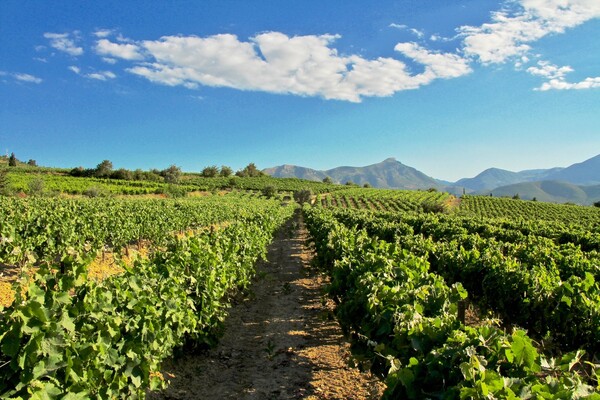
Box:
95, 160, 113, 178
161, 165, 182, 184
594, 201, 600, 208
236, 162, 263, 177
512, 193, 520, 200
220, 165, 233, 177
27, 159, 37, 167
363, 183, 371, 188
201, 165, 219, 178
111, 168, 133, 180
8, 153, 17, 167
322, 176, 333, 184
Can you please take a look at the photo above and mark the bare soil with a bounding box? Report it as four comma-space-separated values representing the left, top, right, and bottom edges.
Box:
148, 211, 384, 399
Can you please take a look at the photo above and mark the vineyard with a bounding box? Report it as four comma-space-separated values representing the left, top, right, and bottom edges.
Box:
1, 183, 599, 398
306, 189, 600, 398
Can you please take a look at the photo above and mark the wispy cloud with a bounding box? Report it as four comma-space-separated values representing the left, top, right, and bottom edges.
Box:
93, 29, 114, 38
389, 23, 425, 38
43, 32, 83, 56
459, 0, 600, 64
527, 60, 573, 79
1, 71, 43, 84
68, 65, 116, 81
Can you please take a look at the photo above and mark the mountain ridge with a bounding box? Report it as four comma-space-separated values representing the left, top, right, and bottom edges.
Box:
264, 158, 441, 190
264, 154, 600, 204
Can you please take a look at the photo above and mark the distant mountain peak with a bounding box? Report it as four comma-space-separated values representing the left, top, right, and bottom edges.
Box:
264, 157, 439, 189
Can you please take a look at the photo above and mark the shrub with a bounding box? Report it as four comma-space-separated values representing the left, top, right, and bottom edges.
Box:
84, 186, 109, 198
27, 178, 45, 196
421, 201, 448, 214
262, 185, 277, 198
294, 189, 312, 205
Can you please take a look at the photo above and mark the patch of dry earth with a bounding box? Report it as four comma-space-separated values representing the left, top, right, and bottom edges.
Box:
148, 211, 384, 399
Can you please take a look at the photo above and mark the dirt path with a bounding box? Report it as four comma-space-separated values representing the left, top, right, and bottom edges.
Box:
149, 210, 384, 399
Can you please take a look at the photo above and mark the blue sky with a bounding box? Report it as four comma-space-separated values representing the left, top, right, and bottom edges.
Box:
1, 0, 599, 181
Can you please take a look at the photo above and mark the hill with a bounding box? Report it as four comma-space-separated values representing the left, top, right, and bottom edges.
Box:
482, 180, 600, 205
455, 167, 564, 192
544, 154, 600, 185
264, 158, 441, 190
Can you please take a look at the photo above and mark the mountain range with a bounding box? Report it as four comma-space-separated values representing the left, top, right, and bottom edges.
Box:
264, 154, 600, 205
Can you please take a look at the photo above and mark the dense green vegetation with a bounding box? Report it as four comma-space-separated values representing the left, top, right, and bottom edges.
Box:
2, 162, 599, 398
0, 194, 294, 398
305, 190, 600, 398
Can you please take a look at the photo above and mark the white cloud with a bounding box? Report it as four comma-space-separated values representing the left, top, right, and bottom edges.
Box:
68, 65, 116, 81
460, 0, 600, 64
526, 60, 600, 91
124, 32, 470, 102
527, 60, 573, 79
14, 73, 43, 84
72, 0, 597, 100
43, 32, 83, 56
410, 28, 425, 38
93, 29, 113, 38
389, 23, 425, 38
96, 39, 144, 60
539, 76, 600, 90
87, 71, 117, 81
394, 42, 472, 80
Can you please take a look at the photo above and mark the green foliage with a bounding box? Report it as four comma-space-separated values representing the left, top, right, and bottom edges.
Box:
94, 160, 113, 178
8, 153, 17, 167
261, 185, 277, 198
0, 195, 294, 398
201, 165, 219, 178
83, 186, 110, 198
161, 165, 181, 184
293, 189, 312, 205
236, 162, 263, 178
0, 168, 9, 195
304, 205, 600, 398
219, 165, 233, 177
323, 176, 333, 184
27, 177, 45, 196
